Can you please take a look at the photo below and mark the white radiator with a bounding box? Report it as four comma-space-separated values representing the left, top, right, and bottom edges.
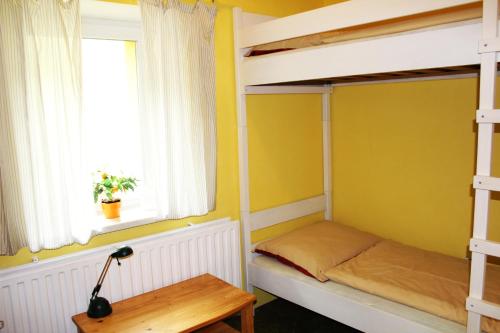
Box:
0, 218, 241, 333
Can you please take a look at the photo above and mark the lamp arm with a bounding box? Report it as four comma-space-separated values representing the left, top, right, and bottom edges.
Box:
91, 255, 113, 300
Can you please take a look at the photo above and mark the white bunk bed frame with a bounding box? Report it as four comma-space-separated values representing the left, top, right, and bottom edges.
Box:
233, 1, 499, 333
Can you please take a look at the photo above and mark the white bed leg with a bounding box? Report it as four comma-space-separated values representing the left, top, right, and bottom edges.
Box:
234, 7, 253, 292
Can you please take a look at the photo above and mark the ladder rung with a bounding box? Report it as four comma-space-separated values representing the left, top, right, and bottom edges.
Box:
476, 109, 500, 123
470, 238, 500, 256
473, 176, 500, 191
466, 297, 500, 320
479, 38, 500, 53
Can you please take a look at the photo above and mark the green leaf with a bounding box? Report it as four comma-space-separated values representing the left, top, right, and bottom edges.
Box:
92, 171, 139, 201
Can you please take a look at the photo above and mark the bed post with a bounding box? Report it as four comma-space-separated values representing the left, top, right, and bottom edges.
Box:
233, 7, 253, 293
466, 0, 500, 331
322, 88, 333, 221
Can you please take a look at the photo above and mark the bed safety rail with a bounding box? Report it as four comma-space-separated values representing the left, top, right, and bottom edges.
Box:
238, 0, 480, 49
249, 196, 326, 231
241, 21, 484, 86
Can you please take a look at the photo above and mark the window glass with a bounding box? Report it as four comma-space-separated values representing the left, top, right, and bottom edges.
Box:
82, 39, 143, 209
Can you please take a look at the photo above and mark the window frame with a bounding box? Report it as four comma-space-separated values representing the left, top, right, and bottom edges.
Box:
80, 1, 162, 234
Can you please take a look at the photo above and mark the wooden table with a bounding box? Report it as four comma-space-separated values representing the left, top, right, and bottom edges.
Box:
72, 274, 256, 333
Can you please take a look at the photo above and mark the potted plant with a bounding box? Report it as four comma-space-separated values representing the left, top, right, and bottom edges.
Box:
93, 171, 138, 219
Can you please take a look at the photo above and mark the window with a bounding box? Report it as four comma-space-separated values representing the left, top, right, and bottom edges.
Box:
82, 38, 143, 210
80, 17, 158, 230
78, 4, 217, 230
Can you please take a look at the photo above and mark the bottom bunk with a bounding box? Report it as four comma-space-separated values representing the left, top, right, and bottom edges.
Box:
249, 222, 500, 333
250, 255, 464, 333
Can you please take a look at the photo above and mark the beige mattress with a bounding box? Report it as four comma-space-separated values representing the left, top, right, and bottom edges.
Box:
250, 3, 482, 55
252, 255, 466, 333
325, 240, 500, 333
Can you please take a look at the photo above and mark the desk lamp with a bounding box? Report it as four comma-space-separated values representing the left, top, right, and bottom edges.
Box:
87, 246, 134, 318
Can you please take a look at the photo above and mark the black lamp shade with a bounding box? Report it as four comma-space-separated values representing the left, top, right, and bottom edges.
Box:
87, 297, 112, 318
111, 246, 133, 259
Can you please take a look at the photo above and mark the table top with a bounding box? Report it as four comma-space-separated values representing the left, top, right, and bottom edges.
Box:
72, 274, 256, 333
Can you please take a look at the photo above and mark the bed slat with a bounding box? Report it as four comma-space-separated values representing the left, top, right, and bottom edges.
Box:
466, 298, 500, 321
473, 176, 500, 192
469, 239, 500, 257
244, 85, 330, 95
476, 109, 500, 123
479, 38, 500, 53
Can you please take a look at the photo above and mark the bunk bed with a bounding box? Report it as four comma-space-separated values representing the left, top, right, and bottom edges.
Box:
232, 1, 500, 333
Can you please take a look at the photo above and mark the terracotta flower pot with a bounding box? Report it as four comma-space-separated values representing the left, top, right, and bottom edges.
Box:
101, 201, 121, 219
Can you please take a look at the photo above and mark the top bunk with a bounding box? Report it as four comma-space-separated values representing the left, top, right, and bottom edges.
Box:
234, 0, 500, 87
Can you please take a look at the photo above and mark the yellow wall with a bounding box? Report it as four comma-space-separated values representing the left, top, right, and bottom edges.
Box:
247, 94, 325, 243
0, 0, 322, 269
332, 77, 500, 258
103, 0, 322, 16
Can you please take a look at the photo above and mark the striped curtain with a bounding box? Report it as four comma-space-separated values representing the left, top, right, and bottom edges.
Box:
0, 0, 92, 255
0, 170, 9, 255
139, 0, 217, 219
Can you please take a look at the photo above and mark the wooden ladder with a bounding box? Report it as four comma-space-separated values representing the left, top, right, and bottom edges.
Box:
466, 0, 500, 332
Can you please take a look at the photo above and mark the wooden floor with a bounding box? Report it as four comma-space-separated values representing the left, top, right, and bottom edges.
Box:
225, 298, 361, 333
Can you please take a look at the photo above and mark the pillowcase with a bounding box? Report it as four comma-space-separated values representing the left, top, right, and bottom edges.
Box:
255, 221, 381, 282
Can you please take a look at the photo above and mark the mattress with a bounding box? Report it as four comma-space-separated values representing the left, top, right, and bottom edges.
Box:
248, 3, 481, 56
325, 241, 500, 333
251, 254, 466, 333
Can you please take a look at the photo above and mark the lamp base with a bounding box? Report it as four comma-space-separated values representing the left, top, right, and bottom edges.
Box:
87, 297, 112, 318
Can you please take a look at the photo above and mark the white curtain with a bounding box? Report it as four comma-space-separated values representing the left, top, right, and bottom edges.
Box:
0, 170, 9, 255
140, 0, 217, 219
0, 0, 92, 254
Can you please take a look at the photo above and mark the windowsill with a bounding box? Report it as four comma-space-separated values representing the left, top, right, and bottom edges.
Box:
91, 208, 163, 235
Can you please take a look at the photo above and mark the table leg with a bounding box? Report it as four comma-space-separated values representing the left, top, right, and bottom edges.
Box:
241, 303, 254, 333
